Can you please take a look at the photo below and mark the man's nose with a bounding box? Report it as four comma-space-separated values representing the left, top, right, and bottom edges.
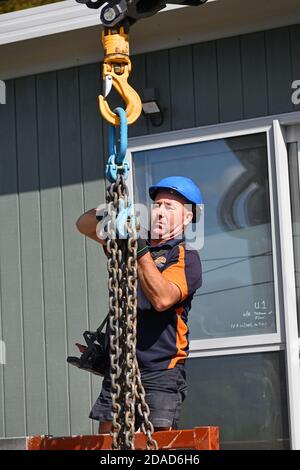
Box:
153, 204, 163, 215
158, 206, 168, 218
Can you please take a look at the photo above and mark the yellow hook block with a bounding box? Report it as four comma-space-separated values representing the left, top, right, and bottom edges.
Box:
99, 28, 142, 126
99, 63, 142, 125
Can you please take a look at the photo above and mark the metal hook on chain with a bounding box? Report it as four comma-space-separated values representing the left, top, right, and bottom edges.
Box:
99, 27, 142, 125
106, 107, 130, 182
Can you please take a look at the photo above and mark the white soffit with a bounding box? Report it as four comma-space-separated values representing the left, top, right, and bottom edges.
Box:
1, 0, 300, 79
0, 0, 190, 45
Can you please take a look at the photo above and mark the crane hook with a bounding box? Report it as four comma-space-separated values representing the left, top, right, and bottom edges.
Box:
98, 27, 142, 125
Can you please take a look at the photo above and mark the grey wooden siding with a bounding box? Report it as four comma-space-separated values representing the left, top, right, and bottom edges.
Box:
0, 23, 300, 438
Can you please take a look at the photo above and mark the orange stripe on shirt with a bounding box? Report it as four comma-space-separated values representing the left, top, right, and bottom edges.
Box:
161, 245, 188, 301
168, 306, 189, 369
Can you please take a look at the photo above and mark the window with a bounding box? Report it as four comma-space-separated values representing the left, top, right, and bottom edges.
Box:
181, 352, 289, 449
130, 115, 300, 449
132, 132, 277, 340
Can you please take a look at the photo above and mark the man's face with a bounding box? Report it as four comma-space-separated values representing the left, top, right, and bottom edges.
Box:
150, 190, 193, 241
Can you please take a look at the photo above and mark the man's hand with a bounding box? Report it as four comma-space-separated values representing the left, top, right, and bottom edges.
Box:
136, 226, 150, 259
137, 253, 181, 312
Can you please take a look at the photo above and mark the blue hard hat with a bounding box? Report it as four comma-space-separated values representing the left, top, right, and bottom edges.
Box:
149, 176, 203, 205
149, 176, 203, 223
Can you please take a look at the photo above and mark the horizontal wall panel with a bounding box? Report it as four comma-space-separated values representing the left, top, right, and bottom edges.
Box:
290, 24, 300, 112
0, 79, 26, 438
15, 74, 48, 436
240, 32, 268, 119
217, 36, 243, 123
146, 49, 172, 134
170, 45, 195, 131
36, 70, 68, 437
193, 41, 219, 126
265, 27, 294, 115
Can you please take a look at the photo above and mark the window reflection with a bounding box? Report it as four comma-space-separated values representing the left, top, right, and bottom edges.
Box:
181, 353, 289, 449
133, 133, 276, 339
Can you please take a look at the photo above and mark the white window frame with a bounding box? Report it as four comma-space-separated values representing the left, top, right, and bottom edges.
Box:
128, 110, 300, 449
282, 123, 300, 450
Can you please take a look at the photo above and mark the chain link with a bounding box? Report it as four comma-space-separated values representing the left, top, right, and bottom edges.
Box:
106, 174, 158, 450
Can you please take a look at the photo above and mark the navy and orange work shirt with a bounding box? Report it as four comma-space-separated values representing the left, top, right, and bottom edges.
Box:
136, 237, 202, 371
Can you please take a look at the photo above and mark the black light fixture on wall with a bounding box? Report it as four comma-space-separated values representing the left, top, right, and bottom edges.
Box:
141, 88, 164, 127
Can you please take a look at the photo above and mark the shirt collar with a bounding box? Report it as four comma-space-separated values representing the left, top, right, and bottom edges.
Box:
148, 235, 185, 251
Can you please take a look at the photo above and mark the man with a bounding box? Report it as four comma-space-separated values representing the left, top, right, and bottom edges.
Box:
76, 176, 203, 433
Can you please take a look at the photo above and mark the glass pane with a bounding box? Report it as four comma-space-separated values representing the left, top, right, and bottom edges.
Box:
0, 0, 63, 15
287, 142, 300, 337
181, 352, 289, 449
133, 133, 277, 340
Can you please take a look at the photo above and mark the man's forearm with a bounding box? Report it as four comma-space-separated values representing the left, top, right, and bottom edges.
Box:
76, 208, 104, 244
137, 253, 181, 312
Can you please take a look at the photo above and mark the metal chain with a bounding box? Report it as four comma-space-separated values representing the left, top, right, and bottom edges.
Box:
106, 179, 122, 449
106, 173, 157, 450
135, 360, 158, 450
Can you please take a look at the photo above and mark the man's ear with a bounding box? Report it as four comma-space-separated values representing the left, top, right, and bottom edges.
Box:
183, 209, 193, 227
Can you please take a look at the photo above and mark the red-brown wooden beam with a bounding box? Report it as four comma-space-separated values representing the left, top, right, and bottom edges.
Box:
26, 427, 219, 450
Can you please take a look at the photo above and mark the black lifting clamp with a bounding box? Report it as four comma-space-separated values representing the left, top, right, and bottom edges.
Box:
76, 0, 208, 28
